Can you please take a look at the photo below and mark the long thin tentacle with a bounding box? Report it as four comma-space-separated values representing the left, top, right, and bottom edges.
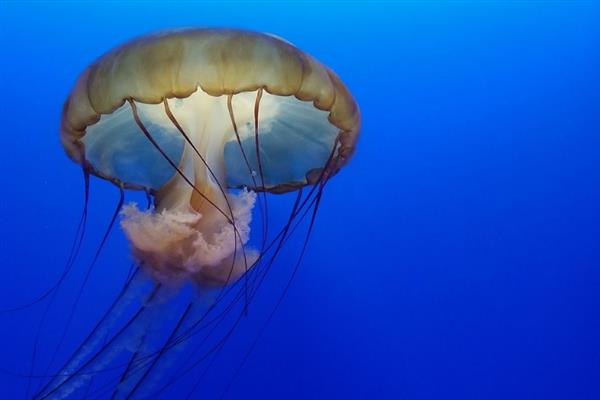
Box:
3, 170, 89, 315
41, 187, 125, 385
36, 283, 162, 400
123, 302, 194, 399
150, 182, 324, 398
33, 268, 146, 398
217, 181, 326, 400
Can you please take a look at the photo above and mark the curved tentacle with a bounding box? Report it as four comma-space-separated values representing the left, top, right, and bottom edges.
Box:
34, 276, 159, 400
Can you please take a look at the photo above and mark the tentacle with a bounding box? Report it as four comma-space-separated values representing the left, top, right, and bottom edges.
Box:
169, 169, 327, 355
77, 294, 213, 400
148, 184, 321, 398
122, 300, 201, 399
44, 290, 164, 400
226, 93, 265, 312
185, 149, 335, 399
253, 88, 270, 248
110, 331, 148, 399
40, 187, 125, 385
2, 169, 89, 315
226, 94, 266, 250
100, 292, 182, 400
218, 180, 327, 400
34, 270, 152, 398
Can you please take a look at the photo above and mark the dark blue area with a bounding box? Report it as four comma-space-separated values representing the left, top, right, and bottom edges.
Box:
0, 2, 598, 399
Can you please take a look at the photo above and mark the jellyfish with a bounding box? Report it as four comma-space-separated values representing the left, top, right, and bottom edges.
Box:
20, 28, 359, 399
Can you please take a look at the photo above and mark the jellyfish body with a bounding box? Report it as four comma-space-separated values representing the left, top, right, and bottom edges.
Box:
35, 28, 359, 398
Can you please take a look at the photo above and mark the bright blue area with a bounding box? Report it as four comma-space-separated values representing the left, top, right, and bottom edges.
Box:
1, 1, 599, 399
84, 108, 185, 190
224, 105, 338, 189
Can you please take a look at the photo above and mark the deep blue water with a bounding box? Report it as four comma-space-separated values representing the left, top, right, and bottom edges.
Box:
1, 1, 599, 399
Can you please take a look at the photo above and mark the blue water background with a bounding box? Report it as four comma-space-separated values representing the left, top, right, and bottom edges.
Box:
1, 1, 599, 399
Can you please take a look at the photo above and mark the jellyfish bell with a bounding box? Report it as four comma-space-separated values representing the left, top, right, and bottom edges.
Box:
34, 28, 359, 398
61, 28, 359, 288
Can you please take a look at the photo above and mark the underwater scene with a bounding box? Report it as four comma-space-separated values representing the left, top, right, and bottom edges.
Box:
0, 1, 599, 399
